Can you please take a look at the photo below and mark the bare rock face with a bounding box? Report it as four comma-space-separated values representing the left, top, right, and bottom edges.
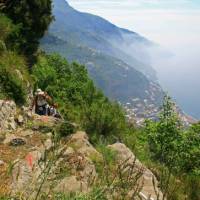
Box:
9, 131, 98, 196
54, 175, 88, 194
107, 143, 143, 169
11, 150, 43, 196
108, 143, 163, 200
33, 115, 61, 126
0, 100, 17, 132
3, 129, 163, 199
67, 131, 102, 159
53, 131, 99, 194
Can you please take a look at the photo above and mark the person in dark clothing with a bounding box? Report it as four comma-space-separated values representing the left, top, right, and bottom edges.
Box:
31, 89, 52, 116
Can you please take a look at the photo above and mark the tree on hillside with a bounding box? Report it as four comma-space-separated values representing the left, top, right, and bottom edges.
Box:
1, 0, 53, 64
180, 123, 200, 174
145, 95, 182, 170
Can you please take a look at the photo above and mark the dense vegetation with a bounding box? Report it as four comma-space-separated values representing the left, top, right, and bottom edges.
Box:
0, 0, 53, 102
1, 0, 53, 64
146, 96, 200, 175
141, 96, 200, 199
0, 13, 31, 104
32, 53, 129, 139
0, 1, 200, 200
0, 2, 128, 138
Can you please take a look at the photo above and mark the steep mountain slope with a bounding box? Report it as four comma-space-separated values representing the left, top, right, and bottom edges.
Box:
42, 35, 162, 104
45, 0, 156, 79
40, 0, 164, 114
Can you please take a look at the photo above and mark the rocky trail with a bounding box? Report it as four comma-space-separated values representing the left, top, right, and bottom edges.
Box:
0, 100, 163, 199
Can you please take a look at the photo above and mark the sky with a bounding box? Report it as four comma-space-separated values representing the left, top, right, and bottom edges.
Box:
67, 0, 200, 119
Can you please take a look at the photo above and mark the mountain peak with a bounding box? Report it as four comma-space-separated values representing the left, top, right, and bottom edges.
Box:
53, 0, 73, 11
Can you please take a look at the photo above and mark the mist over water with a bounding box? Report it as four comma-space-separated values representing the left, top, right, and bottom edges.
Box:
67, 0, 200, 119
151, 44, 200, 119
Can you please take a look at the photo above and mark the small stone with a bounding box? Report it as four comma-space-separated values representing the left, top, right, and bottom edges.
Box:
0, 160, 5, 166
63, 147, 74, 156
32, 125, 39, 131
17, 115, 24, 124
44, 139, 53, 151
27, 111, 33, 118
46, 132, 53, 138
9, 121, 16, 130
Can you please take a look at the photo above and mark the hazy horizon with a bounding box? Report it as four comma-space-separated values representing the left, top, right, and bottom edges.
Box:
67, 0, 200, 119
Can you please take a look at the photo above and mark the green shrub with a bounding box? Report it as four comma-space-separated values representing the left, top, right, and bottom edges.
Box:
57, 121, 76, 138
82, 100, 128, 137
0, 40, 6, 52
143, 95, 200, 199
0, 51, 31, 105
178, 123, 200, 174
0, 198, 11, 200
184, 175, 200, 200
0, 13, 15, 41
145, 95, 182, 170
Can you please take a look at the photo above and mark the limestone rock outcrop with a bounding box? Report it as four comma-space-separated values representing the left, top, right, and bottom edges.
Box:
66, 131, 102, 159
0, 100, 17, 132
11, 150, 43, 196
53, 131, 99, 194
6, 131, 98, 196
108, 143, 163, 200
0, 114, 163, 200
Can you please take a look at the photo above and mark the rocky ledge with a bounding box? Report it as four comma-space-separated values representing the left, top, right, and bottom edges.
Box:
0, 100, 163, 199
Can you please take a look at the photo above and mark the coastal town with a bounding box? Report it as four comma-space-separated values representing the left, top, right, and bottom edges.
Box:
123, 97, 197, 126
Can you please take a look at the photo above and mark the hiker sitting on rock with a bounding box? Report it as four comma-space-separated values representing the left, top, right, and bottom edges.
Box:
31, 89, 52, 116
